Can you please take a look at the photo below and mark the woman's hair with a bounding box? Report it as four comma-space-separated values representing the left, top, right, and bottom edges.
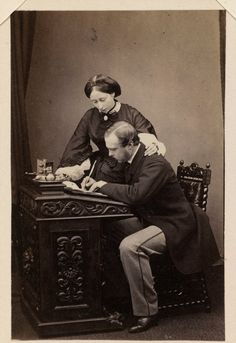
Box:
105, 121, 140, 147
84, 74, 121, 98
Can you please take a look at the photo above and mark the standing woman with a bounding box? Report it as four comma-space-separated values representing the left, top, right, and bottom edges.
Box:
56, 74, 166, 183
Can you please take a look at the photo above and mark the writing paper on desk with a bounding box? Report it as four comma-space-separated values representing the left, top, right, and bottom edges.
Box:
63, 181, 107, 197
64, 187, 108, 198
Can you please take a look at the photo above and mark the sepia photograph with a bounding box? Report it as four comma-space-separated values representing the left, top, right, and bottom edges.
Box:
6, 2, 229, 341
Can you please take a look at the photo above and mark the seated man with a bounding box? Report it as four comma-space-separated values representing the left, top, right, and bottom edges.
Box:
81, 121, 220, 333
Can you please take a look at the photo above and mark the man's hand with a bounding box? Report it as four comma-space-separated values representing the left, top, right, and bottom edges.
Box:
89, 180, 107, 192
81, 176, 96, 190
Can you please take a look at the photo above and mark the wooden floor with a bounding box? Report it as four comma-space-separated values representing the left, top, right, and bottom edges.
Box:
12, 263, 224, 340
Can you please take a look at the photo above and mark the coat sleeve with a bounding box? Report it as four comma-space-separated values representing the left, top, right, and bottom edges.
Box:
100, 157, 170, 205
59, 111, 93, 167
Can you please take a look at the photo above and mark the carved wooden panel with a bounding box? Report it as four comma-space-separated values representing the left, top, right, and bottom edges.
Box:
177, 161, 211, 185
177, 161, 211, 211
20, 213, 40, 308
40, 200, 130, 218
48, 221, 102, 318
19, 187, 132, 219
19, 191, 38, 216
55, 234, 85, 305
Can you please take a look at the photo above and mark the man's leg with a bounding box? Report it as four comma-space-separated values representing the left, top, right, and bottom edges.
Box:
102, 217, 144, 306
119, 225, 166, 317
104, 216, 144, 245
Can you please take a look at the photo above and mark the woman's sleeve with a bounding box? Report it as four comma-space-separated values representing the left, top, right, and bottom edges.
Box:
131, 107, 158, 137
59, 112, 93, 167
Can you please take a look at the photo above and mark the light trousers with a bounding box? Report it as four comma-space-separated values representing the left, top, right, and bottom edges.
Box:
119, 225, 166, 316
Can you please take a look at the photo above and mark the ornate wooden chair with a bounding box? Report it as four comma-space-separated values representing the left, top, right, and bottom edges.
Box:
152, 160, 212, 314
177, 160, 211, 212
102, 160, 214, 315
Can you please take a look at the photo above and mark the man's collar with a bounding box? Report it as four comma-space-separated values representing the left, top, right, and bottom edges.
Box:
128, 143, 141, 164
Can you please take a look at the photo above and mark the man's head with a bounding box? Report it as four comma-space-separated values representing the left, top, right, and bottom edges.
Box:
105, 121, 140, 162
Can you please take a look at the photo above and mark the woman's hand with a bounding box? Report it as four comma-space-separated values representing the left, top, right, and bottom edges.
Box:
144, 142, 158, 156
156, 141, 166, 156
138, 133, 166, 157
55, 165, 85, 181
144, 141, 166, 156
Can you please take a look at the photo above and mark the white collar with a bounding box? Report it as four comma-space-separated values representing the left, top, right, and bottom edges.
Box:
109, 101, 121, 114
128, 143, 141, 164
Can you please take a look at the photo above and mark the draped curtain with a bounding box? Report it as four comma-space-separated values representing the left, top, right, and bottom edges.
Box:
11, 11, 36, 205
11, 11, 36, 269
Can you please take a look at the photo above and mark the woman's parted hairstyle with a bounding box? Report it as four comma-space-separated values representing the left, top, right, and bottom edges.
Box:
105, 121, 140, 147
84, 74, 121, 98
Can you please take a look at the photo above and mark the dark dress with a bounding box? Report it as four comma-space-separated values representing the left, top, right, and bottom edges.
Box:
59, 103, 157, 182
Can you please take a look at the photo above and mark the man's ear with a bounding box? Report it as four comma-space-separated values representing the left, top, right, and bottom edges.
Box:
126, 141, 134, 152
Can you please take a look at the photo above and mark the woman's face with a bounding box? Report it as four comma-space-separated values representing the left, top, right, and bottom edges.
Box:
90, 89, 115, 113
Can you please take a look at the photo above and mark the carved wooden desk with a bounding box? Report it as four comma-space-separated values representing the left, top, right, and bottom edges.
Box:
19, 182, 133, 337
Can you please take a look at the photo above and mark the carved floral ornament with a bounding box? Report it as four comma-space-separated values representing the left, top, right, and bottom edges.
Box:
20, 190, 131, 218
56, 235, 85, 304
40, 200, 130, 217
23, 246, 34, 274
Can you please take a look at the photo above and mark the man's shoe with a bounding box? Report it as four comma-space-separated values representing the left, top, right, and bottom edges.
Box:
128, 315, 158, 333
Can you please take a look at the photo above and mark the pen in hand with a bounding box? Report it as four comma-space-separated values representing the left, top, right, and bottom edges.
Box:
82, 160, 97, 190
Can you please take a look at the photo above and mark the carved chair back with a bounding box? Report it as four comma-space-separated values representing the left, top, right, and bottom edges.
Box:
176, 160, 211, 212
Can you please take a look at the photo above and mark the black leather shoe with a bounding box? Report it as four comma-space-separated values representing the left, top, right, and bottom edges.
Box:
128, 315, 158, 333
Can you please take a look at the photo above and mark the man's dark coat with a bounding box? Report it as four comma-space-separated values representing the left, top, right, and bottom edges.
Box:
100, 143, 220, 274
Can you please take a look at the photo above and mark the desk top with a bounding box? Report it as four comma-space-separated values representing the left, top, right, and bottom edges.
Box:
20, 181, 133, 220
